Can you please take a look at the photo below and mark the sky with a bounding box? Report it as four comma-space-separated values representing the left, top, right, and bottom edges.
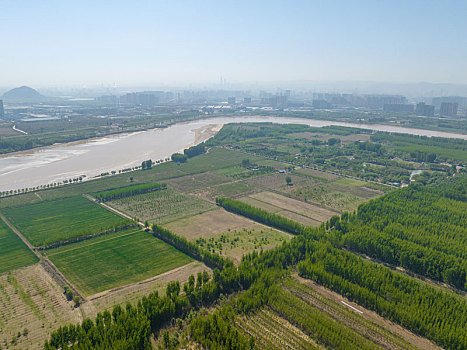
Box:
1, 0, 467, 87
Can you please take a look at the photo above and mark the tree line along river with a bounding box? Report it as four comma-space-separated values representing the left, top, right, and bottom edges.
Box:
1, 116, 466, 192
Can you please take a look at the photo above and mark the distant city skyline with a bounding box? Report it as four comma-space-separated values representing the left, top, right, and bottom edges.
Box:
1, 0, 466, 86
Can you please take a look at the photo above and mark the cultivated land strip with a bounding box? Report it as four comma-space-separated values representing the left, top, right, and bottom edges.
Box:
293, 274, 442, 350
0, 212, 84, 300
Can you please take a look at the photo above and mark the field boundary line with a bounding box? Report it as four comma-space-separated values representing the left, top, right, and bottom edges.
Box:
86, 261, 200, 301
83, 194, 144, 224
46, 228, 142, 257
0, 211, 84, 300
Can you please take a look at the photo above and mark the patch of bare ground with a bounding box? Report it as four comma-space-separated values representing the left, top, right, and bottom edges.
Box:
163, 208, 259, 240
236, 308, 322, 350
81, 262, 210, 320
0, 265, 82, 349
245, 172, 321, 192
294, 167, 340, 180
248, 191, 338, 223
292, 274, 442, 350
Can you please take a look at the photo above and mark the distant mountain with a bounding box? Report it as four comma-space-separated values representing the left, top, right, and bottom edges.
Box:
2, 86, 44, 101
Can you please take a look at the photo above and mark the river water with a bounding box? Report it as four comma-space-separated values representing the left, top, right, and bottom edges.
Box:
1, 116, 466, 192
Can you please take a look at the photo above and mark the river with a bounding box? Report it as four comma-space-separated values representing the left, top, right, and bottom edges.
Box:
1, 116, 466, 192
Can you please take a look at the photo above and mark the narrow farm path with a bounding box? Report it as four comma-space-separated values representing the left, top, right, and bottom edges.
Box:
0, 211, 85, 300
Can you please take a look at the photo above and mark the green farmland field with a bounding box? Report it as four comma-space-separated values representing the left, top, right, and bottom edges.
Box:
46, 228, 192, 295
0, 218, 38, 273
2, 196, 129, 247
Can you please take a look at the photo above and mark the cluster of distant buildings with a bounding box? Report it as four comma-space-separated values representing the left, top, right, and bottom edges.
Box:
312, 93, 466, 117
382, 100, 460, 117
0, 100, 4, 118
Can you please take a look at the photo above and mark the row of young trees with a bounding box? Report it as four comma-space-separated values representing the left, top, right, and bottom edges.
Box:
93, 182, 166, 202
151, 224, 230, 270
216, 197, 304, 235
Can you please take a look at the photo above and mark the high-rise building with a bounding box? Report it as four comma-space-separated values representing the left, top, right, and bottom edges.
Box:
243, 97, 252, 104
228, 97, 236, 105
440, 102, 458, 116
0, 100, 4, 118
383, 104, 414, 113
415, 102, 435, 116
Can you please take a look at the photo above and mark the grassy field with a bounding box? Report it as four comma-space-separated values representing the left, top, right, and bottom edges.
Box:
109, 188, 215, 224
46, 228, 193, 296
196, 227, 291, 264
292, 177, 384, 212
2, 196, 128, 247
193, 181, 258, 202
0, 219, 38, 273
81, 262, 210, 321
164, 208, 258, 241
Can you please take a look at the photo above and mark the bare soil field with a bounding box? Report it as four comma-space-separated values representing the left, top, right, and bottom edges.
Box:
163, 208, 258, 240
247, 191, 339, 224
81, 262, 210, 320
293, 167, 339, 180
0, 265, 81, 350
245, 173, 320, 192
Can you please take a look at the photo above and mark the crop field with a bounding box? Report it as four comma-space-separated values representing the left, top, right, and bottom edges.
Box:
245, 172, 322, 193
164, 208, 260, 241
46, 228, 193, 296
0, 218, 38, 273
292, 177, 384, 212
2, 196, 128, 247
193, 181, 259, 203
240, 191, 339, 225
164, 171, 231, 193
196, 227, 291, 264
109, 188, 215, 224
0, 265, 81, 350
235, 308, 319, 350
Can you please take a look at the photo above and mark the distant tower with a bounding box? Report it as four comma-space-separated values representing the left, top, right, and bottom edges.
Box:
0, 100, 4, 118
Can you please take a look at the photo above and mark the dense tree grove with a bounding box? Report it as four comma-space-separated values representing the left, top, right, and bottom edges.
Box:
93, 183, 166, 202
184, 144, 205, 158
334, 177, 467, 290
216, 197, 304, 235
141, 159, 152, 170
45, 175, 467, 349
171, 153, 188, 163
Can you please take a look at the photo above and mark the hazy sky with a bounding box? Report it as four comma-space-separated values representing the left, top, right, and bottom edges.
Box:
1, 0, 466, 87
